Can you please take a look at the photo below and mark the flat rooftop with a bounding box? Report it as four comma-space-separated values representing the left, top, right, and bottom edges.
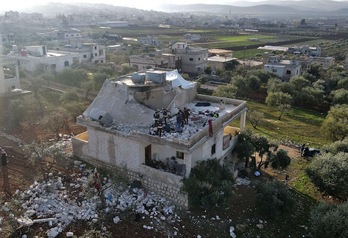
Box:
78, 70, 246, 144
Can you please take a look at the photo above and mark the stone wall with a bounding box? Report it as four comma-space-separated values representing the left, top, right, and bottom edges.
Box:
73, 153, 189, 208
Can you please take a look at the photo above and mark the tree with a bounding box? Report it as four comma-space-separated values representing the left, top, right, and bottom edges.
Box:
43, 107, 69, 139
252, 135, 278, 170
270, 149, 291, 169
93, 72, 109, 91
212, 84, 237, 98
256, 180, 295, 218
246, 75, 260, 91
310, 202, 348, 238
306, 152, 348, 199
5, 99, 26, 130
322, 104, 348, 141
182, 159, 234, 208
204, 66, 213, 75
248, 109, 264, 129
332, 89, 348, 105
322, 138, 348, 154
225, 59, 240, 71
60, 90, 80, 104
235, 130, 255, 168
265, 92, 293, 120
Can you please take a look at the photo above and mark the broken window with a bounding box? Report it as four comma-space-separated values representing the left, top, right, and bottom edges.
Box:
286, 70, 291, 75
176, 151, 184, 159
189, 58, 193, 61
211, 144, 216, 155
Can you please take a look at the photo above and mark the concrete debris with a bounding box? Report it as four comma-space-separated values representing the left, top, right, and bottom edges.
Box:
256, 223, 264, 229
113, 216, 120, 224
236, 223, 247, 233
66, 231, 74, 237
234, 177, 251, 186
5, 158, 178, 237
230, 226, 237, 238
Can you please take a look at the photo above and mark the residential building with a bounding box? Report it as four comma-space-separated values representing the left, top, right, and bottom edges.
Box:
184, 33, 201, 41
8, 45, 79, 72
0, 35, 23, 95
129, 53, 180, 71
63, 43, 106, 64
263, 54, 301, 81
57, 29, 83, 40
72, 69, 247, 207
169, 42, 208, 74
307, 56, 334, 69
207, 55, 237, 71
287, 45, 321, 57
138, 36, 160, 46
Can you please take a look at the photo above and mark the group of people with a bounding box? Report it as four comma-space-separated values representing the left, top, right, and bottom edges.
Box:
152, 107, 191, 137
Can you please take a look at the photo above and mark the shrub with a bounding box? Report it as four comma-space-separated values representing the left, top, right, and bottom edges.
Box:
271, 149, 291, 169
256, 180, 295, 218
306, 152, 348, 199
310, 202, 348, 238
182, 159, 234, 208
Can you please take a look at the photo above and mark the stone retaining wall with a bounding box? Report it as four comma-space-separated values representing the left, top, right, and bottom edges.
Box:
75, 155, 189, 208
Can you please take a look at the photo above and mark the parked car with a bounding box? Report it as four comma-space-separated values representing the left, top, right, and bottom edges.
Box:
300, 144, 321, 158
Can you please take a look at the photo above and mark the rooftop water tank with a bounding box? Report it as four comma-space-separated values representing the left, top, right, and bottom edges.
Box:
145, 71, 166, 84
131, 73, 146, 84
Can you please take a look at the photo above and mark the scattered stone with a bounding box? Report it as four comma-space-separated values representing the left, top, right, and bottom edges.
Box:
229, 226, 236, 238
113, 216, 120, 224
236, 223, 247, 233
256, 223, 264, 229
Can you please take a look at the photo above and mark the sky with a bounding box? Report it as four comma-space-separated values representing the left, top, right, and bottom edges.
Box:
0, 0, 267, 12
1, 0, 348, 12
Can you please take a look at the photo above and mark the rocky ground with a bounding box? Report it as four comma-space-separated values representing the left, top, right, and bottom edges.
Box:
0, 131, 312, 238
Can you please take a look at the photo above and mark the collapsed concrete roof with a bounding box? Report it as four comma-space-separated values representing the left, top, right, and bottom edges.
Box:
78, 69, 246, 146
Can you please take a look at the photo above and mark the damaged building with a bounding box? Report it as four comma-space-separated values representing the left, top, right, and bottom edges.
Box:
72, 69, 247, 207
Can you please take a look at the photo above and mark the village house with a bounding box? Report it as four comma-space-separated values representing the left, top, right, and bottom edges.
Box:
62, 42, 106, 64
72, 69, 247, 207
129, 52, 180, 71
307, 56, 335, 70
263, 54, 301, 81
169, 42, 208, 74
8, 45, 79, 72
207, 55, 237, 71
0, 36, 23, 95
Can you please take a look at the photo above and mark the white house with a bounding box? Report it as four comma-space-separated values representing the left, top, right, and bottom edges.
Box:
8, 45, 79, 72
263, 55, 301, 81
72, 69, 247, 207
63, 43, 106, 64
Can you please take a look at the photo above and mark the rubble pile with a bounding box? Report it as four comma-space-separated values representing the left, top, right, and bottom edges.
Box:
3, 162, 180, 237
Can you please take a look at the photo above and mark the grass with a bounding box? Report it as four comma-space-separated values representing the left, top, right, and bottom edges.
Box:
243, 100, 330, 148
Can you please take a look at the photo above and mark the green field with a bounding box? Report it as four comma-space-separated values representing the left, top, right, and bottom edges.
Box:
230, 100, 330, 148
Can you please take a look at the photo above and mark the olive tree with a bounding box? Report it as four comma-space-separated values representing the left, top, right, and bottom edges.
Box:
265, 92, 293, 120
248, 109, 264, 129
322, 104, 348, 141
310, 202, 348, 238
256, 180, 295, 218
306, 152, 348, 199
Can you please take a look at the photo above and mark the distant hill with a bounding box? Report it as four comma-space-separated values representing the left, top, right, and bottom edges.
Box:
7, 0, 348, 17
158, 1, 348, 16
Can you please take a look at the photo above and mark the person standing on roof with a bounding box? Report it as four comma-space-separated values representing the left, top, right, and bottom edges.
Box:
183, 107, 190, 125
153, 110, 160, 127
162, 108, 169, 124
176, 109, 183, 128
157, 119, 163, 137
